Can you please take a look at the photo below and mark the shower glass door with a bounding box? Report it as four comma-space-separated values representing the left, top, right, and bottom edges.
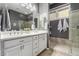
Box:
70, 9, 79, 55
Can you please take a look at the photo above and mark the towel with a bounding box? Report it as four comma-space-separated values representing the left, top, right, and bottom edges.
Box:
2, 7, 6, 31
2, 5, 11, 31
63, 18, 69, 32
57, 20, 63, 32
6, 6, 11, 30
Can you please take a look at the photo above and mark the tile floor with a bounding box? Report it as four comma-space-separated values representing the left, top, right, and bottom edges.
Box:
39, 37, 71, 56
39, 49, 69, 56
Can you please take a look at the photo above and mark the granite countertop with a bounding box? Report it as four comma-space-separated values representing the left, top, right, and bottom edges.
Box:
0, 30, 48, 40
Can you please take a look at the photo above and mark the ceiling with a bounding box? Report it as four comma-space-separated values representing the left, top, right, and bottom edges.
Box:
0, 3, 34, 15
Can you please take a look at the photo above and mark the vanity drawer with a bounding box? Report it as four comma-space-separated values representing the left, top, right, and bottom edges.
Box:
19, 37, 32, 43
33, 40, 38, 49
38, 34, 44, 38
33, 36, 38, 40
4, 36, 33, 49
38, 34, 47, 39
4, 39, 20, 49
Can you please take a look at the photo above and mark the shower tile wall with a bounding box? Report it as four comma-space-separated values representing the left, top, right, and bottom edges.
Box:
70, 9, 79, 55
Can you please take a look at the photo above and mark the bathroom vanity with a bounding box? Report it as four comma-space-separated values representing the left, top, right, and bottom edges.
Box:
0, 30, 48, 56
0, 3, 48, 56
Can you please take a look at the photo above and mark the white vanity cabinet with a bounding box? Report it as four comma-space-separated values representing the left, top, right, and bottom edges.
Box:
21, 41, 32, 56
4, 36, 33, 56
38, 34, 47, 53
32, 35, 39, 56
4, 45, 20, 56
19, 37, 33, 56
4, 42, 32, 56
1, 31, 47, 56
32, 34, 47, 56
4, 39, 21, 56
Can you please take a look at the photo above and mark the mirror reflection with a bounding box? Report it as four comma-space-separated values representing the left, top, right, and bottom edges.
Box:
0, 3, 36, 31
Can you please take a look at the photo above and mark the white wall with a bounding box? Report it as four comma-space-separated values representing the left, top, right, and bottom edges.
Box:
33, 3, 39, 18
32, 3, 48, 30
32, 3, 39, 30
39, 3, 48, 30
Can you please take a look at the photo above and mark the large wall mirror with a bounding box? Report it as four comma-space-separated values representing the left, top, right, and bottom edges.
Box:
0, 3, 36, 31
